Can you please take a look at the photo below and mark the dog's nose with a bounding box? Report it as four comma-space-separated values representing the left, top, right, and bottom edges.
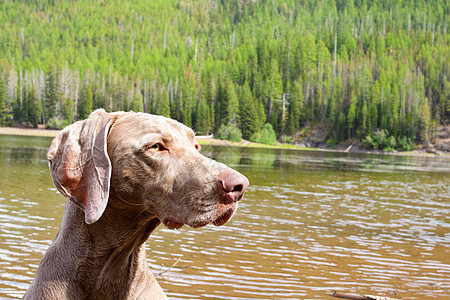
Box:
218, 170, 249, 202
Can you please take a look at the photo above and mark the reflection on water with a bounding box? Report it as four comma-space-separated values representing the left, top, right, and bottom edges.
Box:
202, 145, 450, 173
0, 136, 449, 299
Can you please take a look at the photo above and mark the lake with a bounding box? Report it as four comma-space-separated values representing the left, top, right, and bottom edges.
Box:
0, 134, 449, 299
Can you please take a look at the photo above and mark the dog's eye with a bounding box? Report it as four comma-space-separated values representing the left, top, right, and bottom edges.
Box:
147, 143, 164, 152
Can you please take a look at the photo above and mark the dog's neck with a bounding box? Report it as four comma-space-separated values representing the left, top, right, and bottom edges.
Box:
85, 193, 159, 252
57, 196, 163, 299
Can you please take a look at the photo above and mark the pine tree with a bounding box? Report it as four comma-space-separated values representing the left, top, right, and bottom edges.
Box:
347, 99, 356, 138
0, 77, 9, 126
358, 101, 369, 138
238, 83, 259, 139
44, 65, 63, 124
286, 81, 301, 135
78, 84, 93, 120
131, 92, 144, 113
264, 59, 283, 129
227, 79, 239, 124
24, 87, 39, 128
157, 89, 171, 118
337, 111, 347, 141
63, 97, 75, 125
417, 97, 432, 144
327, 95, 337, 139
215, 78, 239, 128
440, 74, 449, 124
193, 98, 211, 135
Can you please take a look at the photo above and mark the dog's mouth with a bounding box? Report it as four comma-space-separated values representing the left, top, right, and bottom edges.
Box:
211, 203, 237, 226
163, 218, 185, 230
163, 202, 238, 230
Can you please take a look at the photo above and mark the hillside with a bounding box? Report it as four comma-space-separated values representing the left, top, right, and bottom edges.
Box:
0, 0, 448, 151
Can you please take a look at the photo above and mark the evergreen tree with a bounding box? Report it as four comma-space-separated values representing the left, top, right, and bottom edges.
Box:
238, 83, 259, 139
131, 93, 144, 113
63, 97, 75, 125
337, 111, 347, 141
78, 84, 93, 120
216, 78, 239, 128
24, 87, 39, 128
347, 100, 356, 138
0, 77, 9, 126
44, 65, 63, 124
358, 101, 369, 138
417, 98, 432, 144
327, 95, 337, 139
157, 89, 171, 118
264, 59, 283, 131
286, 81, 302, 135
193, 98, 212, 135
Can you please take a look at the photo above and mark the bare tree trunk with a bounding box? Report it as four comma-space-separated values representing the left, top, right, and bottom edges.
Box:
131, 38, 134, 62
144, 80, 148, 113
333, 33, 337, 78
164, 27, 167, 50
74, 71, 79, 119
194, 38, 198, 62
39, 70, 45, 124
286, 42, 290, 84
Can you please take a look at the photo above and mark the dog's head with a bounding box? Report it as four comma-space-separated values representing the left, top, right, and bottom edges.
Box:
47, 109, 248, 229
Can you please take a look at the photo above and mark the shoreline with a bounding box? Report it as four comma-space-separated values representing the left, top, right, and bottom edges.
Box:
1, 126, 448, 157
0, 127, 61, 137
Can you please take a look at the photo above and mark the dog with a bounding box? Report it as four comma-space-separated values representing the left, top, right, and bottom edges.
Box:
22, 109, 249, 300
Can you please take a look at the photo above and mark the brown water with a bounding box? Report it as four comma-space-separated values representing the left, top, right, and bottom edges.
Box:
0, 135, 449, 299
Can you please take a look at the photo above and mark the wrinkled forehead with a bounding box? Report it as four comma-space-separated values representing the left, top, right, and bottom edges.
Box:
109, 113, 196, 147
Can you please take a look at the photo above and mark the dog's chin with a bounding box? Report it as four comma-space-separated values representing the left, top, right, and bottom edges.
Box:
163, 218, 185, 230
211, 203, 237, 226
162, 203, 238, 230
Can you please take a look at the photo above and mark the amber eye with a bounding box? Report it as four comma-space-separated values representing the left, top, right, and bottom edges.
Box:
194, 143, 200, 150
147, 143, 163, 151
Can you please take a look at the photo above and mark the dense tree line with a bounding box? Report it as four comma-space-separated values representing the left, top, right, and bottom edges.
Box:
0, 0, 448, 149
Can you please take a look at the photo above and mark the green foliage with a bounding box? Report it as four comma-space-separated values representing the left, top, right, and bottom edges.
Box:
362, 130, 412, 151
215, 79, 239, 129
193, 98, 212, 135
47, 117, 70, 130
397, 136, 415, 151
0, 0, 448, 151
0, 77, 10, 126
250, 123, 277, 146
63, 98, 75, 125
280, 135, 294, 144
156, 91, 170, 118
78, 84, 93, 120
384, 136, 397, 152
24, 87, 40, 128
362, 130, 388, 150
238, 83, 259, 139
326, 138, 339, 149
215, 124, 242, 142
44, 65, 62, 123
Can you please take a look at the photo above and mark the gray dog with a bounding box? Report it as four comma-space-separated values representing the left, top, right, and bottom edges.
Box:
23, 109, 249, 300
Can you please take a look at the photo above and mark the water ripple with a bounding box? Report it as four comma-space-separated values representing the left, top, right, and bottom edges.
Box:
1, 141, 450, 299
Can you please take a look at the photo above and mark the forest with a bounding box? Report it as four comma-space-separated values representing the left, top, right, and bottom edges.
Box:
0, 0, 448, 150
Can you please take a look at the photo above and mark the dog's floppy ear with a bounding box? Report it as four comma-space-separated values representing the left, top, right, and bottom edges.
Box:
47, 109, 115, 224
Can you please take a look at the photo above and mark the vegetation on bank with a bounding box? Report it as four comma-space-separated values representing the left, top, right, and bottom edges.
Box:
0, 0, 448, 150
